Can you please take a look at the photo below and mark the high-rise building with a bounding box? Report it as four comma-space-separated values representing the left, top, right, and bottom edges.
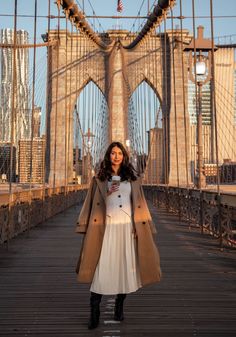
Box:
0, 142, 16, 181
188, 48, 236, 167
18, 137, 45, 183
188, 79, 212, 125
0, 29, 30, 144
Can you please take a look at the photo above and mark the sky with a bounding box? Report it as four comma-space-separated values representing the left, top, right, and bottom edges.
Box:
0, 0, 235, 43
0, 0, 235, 136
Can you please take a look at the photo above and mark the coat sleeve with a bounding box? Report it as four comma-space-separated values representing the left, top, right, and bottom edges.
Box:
139, 182, 157, 235
75, 176, 97, 234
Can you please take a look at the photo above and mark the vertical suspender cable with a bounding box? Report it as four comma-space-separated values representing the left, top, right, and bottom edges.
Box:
179, 0, 190, 188
150, 33, 154, 185
170, 8, 180, 218
81, 33, 86, 181
93, 72, 97, 162
90, 44, 94, 169
163, 18, 169, 210
154, 30, 158, 185
209, 0, 220, 194
53, 2, 61, 188
69, 21, 73, 186
28, 0, 38, 235
148, 34, 152, 185
158, 25, 163, 185
143, 70, 147, 163
7, 0, 18, 249
154, 28, 159, 186
82, 35, 87, 135
91, 49, 95, 145
43, 0, 51, 221
64, 13, 68, 197
79, 33, 83, 160
138, 42, 141, 157
84, 35, 88, 182
147, 31, 154, 188
143, 39, 147, 163
209, 0, 222, 248
179, 0, 191, 225
138, 41, 145, 172
163, 19, 169, 187
75, 28, 79, 183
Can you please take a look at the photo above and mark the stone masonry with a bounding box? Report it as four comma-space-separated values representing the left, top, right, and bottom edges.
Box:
46, 29, 199, 186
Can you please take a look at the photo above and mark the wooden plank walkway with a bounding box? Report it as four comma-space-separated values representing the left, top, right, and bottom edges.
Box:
0, 203, 236, 337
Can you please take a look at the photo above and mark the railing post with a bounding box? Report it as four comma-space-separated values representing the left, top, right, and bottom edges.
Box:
216, 194, 223, 250
199, 190, 204, 235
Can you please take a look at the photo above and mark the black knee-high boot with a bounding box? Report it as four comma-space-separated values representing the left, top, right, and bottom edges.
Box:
88, 292, 102, 330
114, 294, 126, 321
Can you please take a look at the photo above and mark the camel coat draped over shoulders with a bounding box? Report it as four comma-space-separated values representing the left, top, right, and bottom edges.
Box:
75, 176, 161, 287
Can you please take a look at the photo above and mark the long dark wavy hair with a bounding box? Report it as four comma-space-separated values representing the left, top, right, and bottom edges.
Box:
97, 142, 138, 182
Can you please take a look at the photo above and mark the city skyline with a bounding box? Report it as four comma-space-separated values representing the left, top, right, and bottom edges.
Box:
0, 1, 235, 140
0, 28, 31, 144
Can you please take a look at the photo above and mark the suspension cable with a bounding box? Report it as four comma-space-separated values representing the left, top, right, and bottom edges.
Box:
68, 20, 74, 186
209, 0, 222, 248
163, 19, 169, 186
28, 0, 38, 235
7, 0, 18, 249
170, 9, 180, 189
64, 12, 69, 191
42, 0, 51, 221
179, 0, 190, 189
52, 2, 61, 188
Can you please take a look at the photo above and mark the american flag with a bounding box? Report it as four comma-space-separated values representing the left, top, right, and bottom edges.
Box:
117, 0, 123, 13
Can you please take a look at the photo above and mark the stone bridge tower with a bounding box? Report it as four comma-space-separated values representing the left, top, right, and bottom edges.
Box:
46, 29, 192, 186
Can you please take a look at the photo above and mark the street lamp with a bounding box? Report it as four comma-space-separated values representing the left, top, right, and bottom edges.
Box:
83, 127, 95, 183
185, 26, 217, 189
195, 57, 209, 189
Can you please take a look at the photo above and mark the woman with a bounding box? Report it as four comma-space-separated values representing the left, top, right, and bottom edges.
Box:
75, 141, 161, 330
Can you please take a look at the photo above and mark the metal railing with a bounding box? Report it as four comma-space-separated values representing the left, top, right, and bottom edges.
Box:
0, 185, 88, 244
144, 185, 236, 249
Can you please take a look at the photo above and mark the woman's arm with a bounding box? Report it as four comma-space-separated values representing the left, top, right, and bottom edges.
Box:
75, 177, 97, 234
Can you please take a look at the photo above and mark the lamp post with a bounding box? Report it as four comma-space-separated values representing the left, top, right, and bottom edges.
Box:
195, 59, 206, 189
188, 53, 209, 189
185, 26, 216, 189
83, 127, 95, 183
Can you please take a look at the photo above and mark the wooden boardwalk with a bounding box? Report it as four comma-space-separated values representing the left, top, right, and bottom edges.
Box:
0, 203, 236, 337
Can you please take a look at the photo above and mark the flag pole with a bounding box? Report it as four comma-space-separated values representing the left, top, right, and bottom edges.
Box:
116, 0, 123, 29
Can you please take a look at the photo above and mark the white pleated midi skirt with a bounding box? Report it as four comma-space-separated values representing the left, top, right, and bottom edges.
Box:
90, 180, 142, 295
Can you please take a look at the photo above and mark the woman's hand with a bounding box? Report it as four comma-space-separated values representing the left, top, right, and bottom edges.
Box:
107, 184, 119, 196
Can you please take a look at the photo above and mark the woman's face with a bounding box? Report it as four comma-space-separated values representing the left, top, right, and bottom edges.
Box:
110, 146, 124, 166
